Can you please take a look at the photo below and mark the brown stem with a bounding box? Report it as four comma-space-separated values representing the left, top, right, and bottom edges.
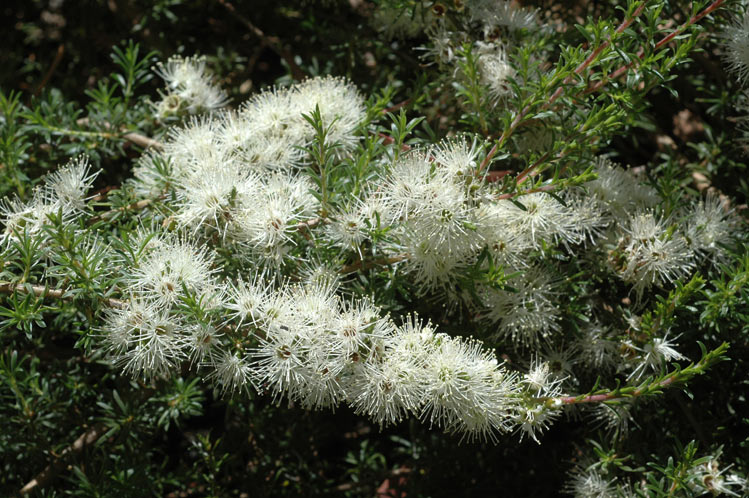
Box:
33, 44, 65, 96
341, 254, 409, 274
0, 283, 126, 309
382, 99, 411, 114
585, 0, 727, 95
75, 118, 163, 150
121, 131, 163, 150
479, 1, 651, 175
216, 0, 306, 81
18, 423, 108, 495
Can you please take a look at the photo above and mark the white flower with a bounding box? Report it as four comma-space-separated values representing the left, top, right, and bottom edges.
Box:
575, 322, 619, 370
154, 55, 228, 116
589, 402, 632, 439
432, 138, 482, 178
127, 236, 219, 306
292, 76, 366, 152
161, 117, 225, 178
226, 275, 271, 327
611, 211, 695, 299
113, 306, 188, 379
44, 155, 98, 211
207, 350, 253, 394
0, 196, 59, 246
175, 159, 259, 237
250, 321, 318, 404
487, 192, 593, 250
420, 334, 518, 441
690, 456, 747, 497
627, 333, 686, 380
522, 358, 565, 397
475, 41, 516, 101
187, 323, 222, 366
564, 467, 618, 498
347, 355, 425, 427
722, 10, 749, 84
480, 266, 561, 347
587, 158, 658, 216
469, 0, 538, 32
686, 192, 735, 260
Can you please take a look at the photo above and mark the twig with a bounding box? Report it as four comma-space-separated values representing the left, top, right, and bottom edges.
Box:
87, 197, 159, 225
73, 118, 163, 150
479, 1, 652, 174
553, 342, 729, 406
341, 254, 409, 274
33, 44, 65, 96
19, 423, 108, 495
585, 0, 727, 95
216, 0, 306, 81
0, 283, 126, 309
121, 131, 163, 150
382, 99, 411, 114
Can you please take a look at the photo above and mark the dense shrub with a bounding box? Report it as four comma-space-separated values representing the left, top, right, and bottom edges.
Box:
1, 0, 747, 496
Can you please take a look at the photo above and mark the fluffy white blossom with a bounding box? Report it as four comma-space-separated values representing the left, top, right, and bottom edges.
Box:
469, 0, 539, 32
126, 236, 219, 306
475, 41, 516, 101
722, 9, 749, 84
1, 156, 97, 245
610, 211, 695, 299
587, 158, 658, 216
154, 55, 228, 117
479, 267, 561, 346
627, 333, 686, 380
689, 455, 748, 497
564, 467, 618, 498
686, 192, 735, 259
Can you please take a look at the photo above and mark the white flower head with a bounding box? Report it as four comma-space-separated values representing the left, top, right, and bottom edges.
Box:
475, 41, 516, 102
470, 0, 539, 32
207, 350, 253, 394
127, 235, 219, 306
480, 266, 561, 347
564, 466, 618, 498
686, 192, 735, 260
627, 333, 686, 380
113, 307, 188, 380
432, 138, 482, 177
154, 55, 228, 116
611, 211, 695, 299
690, 455, 747, 497
722, 8, 749, 84
587, 158, 658, 216
293, 76, 366, 152
44, 155, 99, 211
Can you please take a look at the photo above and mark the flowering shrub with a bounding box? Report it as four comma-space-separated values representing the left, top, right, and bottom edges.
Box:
1, 0, 748, 496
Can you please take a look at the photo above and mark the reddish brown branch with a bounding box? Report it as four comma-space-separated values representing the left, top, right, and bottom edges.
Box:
382, 99, 411, 114
585, 0, 727, 95
479, 1, 651, 175
558, 375, 677, 405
